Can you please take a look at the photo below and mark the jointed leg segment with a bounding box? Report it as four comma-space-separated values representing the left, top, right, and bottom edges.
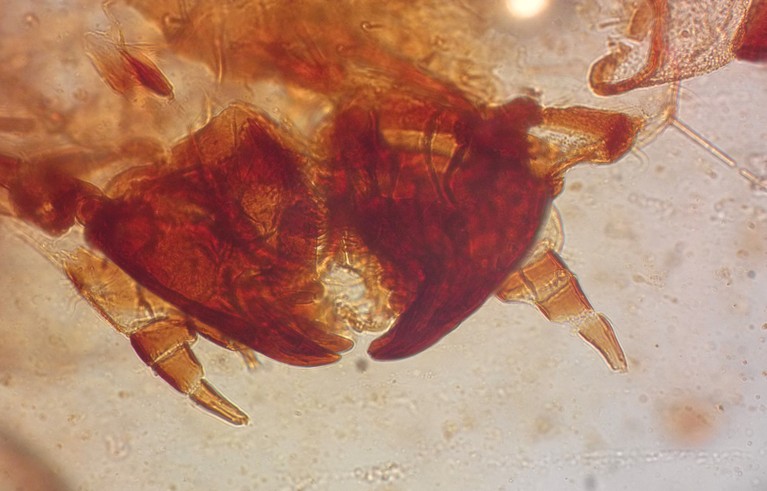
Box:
64, 248, 251, 425
497, 249, 628, 372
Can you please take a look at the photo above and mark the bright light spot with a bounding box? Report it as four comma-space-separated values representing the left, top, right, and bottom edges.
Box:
505, 0, 549, 19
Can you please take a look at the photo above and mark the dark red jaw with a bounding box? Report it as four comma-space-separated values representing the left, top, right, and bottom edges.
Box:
326, 96, 551, 360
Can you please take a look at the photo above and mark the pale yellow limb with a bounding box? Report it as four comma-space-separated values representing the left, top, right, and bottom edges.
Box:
64, 247, 251, 425
497, 250, 628, 372
129, 318, 250, 426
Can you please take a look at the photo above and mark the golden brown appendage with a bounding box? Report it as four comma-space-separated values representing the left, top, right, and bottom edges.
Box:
64, 248, 254, 425
495, 105, 642, 373
496, 249, 628, 372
